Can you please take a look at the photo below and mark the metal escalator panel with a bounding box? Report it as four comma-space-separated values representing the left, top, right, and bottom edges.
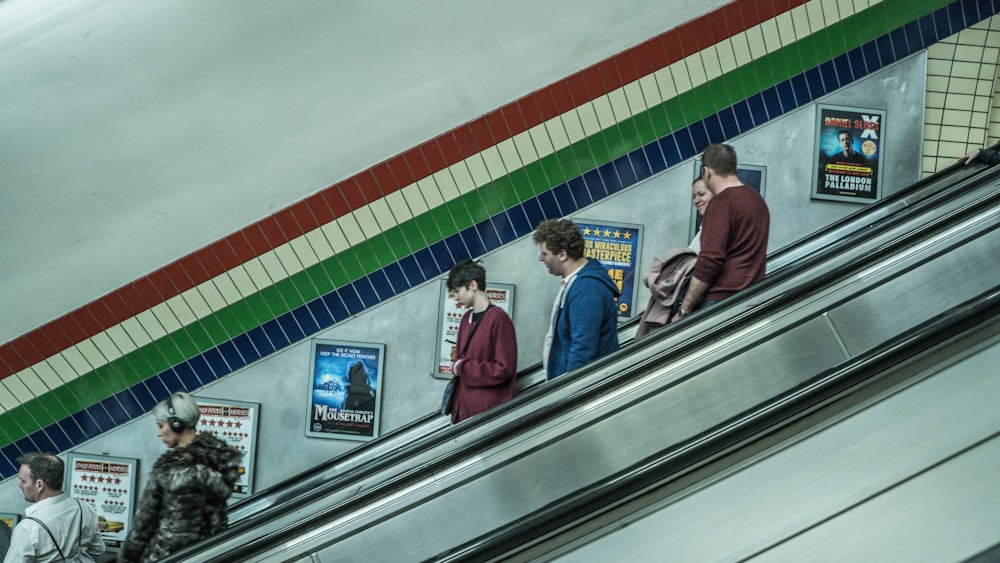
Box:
547, 309, 1000, 562
186, 169, 1000, 562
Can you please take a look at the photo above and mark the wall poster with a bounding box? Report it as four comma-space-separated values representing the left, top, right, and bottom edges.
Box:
690, 161, 767, 244
306, 339, 385, 441
65, 453, 138, 551
434, 281, 515, 380
575, 219, 643, 320
0, 512, 19, 530
194, 397, 259, 498
812, 104, 885, 203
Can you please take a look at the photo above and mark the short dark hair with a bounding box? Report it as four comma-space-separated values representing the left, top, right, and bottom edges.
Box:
17, 453, 64, 490
838, 129, 854, 141
447, 259, 486, 291
702, 143, 738, 177
533, 219, 585, 259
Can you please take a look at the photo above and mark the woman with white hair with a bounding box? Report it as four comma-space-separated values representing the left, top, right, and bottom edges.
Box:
118, 392, 242, 563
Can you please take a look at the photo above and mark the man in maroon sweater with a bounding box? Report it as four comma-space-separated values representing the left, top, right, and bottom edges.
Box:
674, 144, 769, 320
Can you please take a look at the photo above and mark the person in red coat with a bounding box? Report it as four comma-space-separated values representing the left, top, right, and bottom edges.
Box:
446, 259, 518, 423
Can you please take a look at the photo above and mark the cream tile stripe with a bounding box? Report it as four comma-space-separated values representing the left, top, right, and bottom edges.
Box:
0, 0, 881, 414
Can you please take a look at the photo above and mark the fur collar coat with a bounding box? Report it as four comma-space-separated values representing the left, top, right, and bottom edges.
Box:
118, 432, 242, 563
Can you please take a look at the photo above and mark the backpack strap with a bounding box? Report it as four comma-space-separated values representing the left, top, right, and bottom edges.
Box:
22, 516, 67, 561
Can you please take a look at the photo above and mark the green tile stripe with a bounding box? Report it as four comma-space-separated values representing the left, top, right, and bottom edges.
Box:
0, 0, 951, 447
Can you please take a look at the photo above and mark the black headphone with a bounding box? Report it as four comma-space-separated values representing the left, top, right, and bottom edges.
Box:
165, 396, 188, 433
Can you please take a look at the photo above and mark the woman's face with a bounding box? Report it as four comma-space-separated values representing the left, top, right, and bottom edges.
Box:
155, 419, 181, 448
692, 179, 713, 216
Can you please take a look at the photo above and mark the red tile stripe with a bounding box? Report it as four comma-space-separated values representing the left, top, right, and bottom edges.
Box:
0, 0, 808, 380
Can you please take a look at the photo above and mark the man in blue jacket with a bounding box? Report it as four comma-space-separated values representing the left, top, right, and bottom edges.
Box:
534, 219, 620, 380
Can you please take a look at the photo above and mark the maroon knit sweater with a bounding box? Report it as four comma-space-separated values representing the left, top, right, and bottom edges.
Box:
692, 185, 770, 303
451, 305, 518, 423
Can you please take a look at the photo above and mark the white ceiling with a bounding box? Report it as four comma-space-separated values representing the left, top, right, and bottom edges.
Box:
0, 0, 724, 341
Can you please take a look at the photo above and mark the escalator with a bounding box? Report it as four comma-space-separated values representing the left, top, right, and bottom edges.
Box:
543, 298, 1000, 561
170, 159, 1000, 562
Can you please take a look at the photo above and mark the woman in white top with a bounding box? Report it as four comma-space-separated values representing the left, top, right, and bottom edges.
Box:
688, 177, 714, 252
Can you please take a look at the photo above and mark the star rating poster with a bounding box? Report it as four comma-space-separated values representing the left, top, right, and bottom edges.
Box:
306, 340, 385, 441
194, 397, 259, 498
435, 280, 515, 379
812, 104, 885, 203
66, 453, 137, 550
576, 220, 643, 320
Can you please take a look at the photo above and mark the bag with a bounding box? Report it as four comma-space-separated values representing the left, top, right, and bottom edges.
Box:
440, 376, 457, 415
635, 248, 697, 339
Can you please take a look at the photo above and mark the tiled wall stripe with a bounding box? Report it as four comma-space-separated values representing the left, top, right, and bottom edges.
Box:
0, 0, 910, 434
0, 0, 927, 404
0, 0, 820, 384
0, 0, 885, 425
2, 0, 996, 477
0, 0, 976, 452
0, 0, 816, 381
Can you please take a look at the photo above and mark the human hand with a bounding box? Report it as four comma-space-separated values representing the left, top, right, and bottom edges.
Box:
959, 149, 981, 165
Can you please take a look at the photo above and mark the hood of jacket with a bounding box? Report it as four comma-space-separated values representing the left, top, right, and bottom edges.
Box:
572, 258, 621, 297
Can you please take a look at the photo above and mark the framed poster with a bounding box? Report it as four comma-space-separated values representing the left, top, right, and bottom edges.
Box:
690, 161, 767, 244
435, 281, 515, 380
576, 219, 643, 320
812, 104, 884, 203
194, 397, 259, 498
66, 453, 138, 550
306, 339, 385, 441
0, 512, 19, 529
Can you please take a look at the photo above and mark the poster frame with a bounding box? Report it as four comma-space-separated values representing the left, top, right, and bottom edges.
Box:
811, 103, 886, 203
305, 339, 385, 441
0, 512, 20, 531
65, 452, 139, 551
434, 280, 516, 380
574, 219, 643, 321
193, 396, 260, 498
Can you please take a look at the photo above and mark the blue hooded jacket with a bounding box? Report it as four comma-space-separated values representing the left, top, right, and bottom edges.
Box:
547, 258, 620, 380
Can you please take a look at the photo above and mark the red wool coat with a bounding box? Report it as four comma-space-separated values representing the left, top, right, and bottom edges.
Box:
451, 305, 518, 423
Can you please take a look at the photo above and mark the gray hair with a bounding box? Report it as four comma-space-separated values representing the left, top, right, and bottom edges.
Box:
152, 392, 200, 427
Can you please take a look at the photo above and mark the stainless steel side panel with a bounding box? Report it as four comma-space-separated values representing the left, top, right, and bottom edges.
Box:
554, 328, 1000, 562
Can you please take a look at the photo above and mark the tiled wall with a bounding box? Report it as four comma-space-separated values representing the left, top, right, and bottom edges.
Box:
1, 0, 997, 480
924, 13, 1000, 174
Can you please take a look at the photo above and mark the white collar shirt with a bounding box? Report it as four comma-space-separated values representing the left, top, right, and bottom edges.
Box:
4, 494, 105, 563
542, 263, 584, 369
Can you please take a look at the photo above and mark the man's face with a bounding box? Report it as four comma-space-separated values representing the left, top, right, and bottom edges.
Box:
17, 464, 40, 503
449, 282, 477, 308
538, 242, 566, 277
839, 132, 854, 152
